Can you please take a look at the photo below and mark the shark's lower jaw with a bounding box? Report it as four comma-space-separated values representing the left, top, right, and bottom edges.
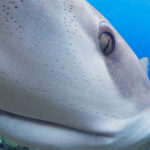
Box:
0, 109, 116, 150
0, 109, 150, 150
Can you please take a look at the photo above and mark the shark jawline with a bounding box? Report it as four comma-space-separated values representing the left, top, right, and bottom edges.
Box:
0, 109, 113, 138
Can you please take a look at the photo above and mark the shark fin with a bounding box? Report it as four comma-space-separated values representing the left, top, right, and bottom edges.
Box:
140, 57, 149, 73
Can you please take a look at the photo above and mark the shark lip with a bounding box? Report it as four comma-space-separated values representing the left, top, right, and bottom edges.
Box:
0, 109, 116, 150
0, 109, 113, 138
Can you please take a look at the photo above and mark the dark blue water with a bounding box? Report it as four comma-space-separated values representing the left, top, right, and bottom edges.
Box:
88, 0, 150, 77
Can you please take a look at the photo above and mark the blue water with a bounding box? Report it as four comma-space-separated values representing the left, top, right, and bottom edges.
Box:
88, 0, 150, 77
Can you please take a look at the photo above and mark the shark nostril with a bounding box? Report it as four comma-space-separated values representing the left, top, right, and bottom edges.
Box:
99, 32, 114, 55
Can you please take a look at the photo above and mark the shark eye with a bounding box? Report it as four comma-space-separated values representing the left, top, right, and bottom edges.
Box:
99, 32, 114, 55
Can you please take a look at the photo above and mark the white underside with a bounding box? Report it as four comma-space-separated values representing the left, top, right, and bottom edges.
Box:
0, 110, 115, 150
0, 109, 150, 150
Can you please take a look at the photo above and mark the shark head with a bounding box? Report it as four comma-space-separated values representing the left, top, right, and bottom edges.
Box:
0, 0, 150, 150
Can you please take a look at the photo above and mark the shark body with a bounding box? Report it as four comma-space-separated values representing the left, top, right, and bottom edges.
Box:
0, 0, 150, 150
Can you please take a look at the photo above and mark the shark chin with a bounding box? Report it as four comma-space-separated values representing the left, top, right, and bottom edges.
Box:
0, 109, 150, 150
0, 109, 116, 150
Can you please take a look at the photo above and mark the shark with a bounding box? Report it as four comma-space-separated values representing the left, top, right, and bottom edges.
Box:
0, 0, 150, 150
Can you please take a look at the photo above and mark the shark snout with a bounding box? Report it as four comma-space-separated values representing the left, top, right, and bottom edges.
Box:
0, 0, 150, 149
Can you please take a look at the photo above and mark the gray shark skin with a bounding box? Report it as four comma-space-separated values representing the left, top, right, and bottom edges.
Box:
0, 0, 150, 150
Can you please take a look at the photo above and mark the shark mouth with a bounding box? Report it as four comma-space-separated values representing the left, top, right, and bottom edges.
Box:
0, 109, 113, 149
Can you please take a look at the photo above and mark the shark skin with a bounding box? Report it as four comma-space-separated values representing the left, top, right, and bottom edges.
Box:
0, 0, 150, 150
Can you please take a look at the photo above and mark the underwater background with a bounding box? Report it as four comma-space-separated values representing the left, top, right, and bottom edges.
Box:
0, 0, 150, 149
